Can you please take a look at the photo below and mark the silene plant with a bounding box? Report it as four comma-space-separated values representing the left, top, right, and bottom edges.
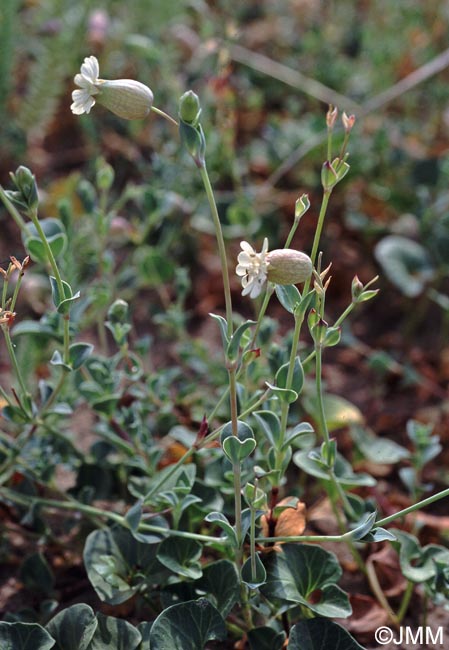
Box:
0, 55, 449, 650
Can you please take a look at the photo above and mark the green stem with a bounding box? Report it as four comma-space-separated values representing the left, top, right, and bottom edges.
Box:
2, 325, 29, 402
310, 189, 332, 268
0, 488, 221, 544
366, 559, 399, 626
151, 105, 179, 128
376, 487, 449, 527
199, 164, 233, 337
0, 187, 32, 236
228, 365, 243, 561
28, 208, 71, 363
396, 580, 414, 623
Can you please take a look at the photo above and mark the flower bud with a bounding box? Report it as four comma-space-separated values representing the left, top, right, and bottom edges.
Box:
321, 160, 338, 191
8, 166, 39, 212
326, 105, 338, 129
179, 90, 201, 125
96, 79, 153, 120
266, 249, 312, 286
295, 193, 310, 221
342, 112, 356, 133
107, 298, 129, 324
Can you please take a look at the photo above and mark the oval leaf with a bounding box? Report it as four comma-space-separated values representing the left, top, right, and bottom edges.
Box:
88, 613, 141, 650
46, 604, 97, 650
149, 598, 226, 650
288, 618, 364, 649
0, 622, 55, 650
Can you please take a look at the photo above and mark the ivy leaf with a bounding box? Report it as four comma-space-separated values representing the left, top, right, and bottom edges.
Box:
46, 604, 97, 650
87, 613, 141, 650
248, 626, 286, 650
196, 559, 240, 617
157, 537, 203, 580
83, 527, 167, 605
0, 622, 55, 650
261, 544, 352, 618
288, 618, 365, 649
149, 598, 226, 649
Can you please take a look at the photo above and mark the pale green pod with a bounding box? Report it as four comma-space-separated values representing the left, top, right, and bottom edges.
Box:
266, 249, 312, 285
96, 79, 154, 120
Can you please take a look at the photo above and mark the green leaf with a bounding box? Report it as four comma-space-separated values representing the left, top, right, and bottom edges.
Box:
0, 622, 55, 650
226, 320, 256, 361
392, 529, 449, 583
303, 393, 363, 432
87, 613, 141, 650
261, 544, 352, 618
248, 627, 286, 650
288, 618, 365, 649
293, 449, 376, 487
19, 552, 54, 593
83, 527, 167, 605
350, 425, 410, 464
375, 235, 434, 297
275, 284, 301, 313
50, 350, 72, 372
222, 436, 256, 463
23, 218, 67, 264
157, 537, 203, 579
46, 604, 97, 650
283, 422, 315, 450
149, 598, 226, 649
275, 357, 304, 396
253, 410, 282, 447
209, 313, 230, 348
204, 512, 238, 546
196, 559, 240, 617
265, 382, 298, 404
241, 552, 267, 589
69, 343, 94, 370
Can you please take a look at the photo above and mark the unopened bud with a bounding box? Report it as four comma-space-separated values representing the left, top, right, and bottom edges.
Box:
326, 105, 338, 129
179, 90, 201, 125
96, 79, 153, 120
266, 249, 312, 286
321, 160, 338, 191
107, 298, 129, 324
342, 112, 356, 133
295, 193, 310, 220
8, 166, 39, 212
351, 275, 364, 301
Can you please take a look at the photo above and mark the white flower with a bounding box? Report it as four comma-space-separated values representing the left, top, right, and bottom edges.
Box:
71, 56, 100, 115
71, 55, 154, 120
236, 238, 269, 299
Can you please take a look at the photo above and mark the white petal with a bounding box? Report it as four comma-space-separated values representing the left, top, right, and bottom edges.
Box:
240, 241, 255, 254
80, 55, 99, 83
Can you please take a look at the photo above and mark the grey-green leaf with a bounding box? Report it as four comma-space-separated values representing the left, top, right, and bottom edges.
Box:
157, 537, 203, 579
261, 544, 351, 618
87, 613, 141, 650
46, 604, 97, 650
288, 618, 365, 649
0, 622, 55, 650
149, 598, 226, 649
196, 559, 240, 617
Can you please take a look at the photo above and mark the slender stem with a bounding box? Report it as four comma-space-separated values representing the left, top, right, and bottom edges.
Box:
376, 487, 449, 527
28, 208, 71, 363
228, 365, 243, 561
199, 164, 233, 337
2, 326, 29, 401
396, 580, 414, 623
366, 559, 400, 626
250, 507, 256, 580
0, 488, 221, 544
310, 189, 331, 268
0, 187, 32, 236
151, 105, 179, 128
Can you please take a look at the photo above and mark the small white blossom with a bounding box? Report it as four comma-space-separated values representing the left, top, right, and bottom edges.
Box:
236, 238, 269, 299
71, 55, 153, 120
71, 56, 100, 115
